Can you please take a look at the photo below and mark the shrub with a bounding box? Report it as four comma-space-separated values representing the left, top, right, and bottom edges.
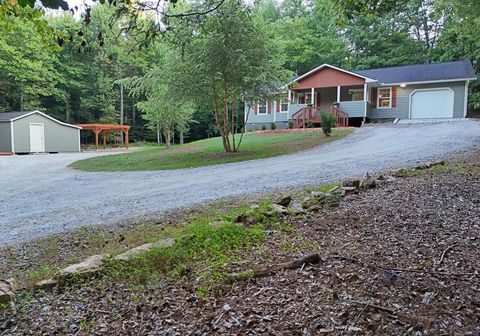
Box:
270, 123, 277, 130
320, 112, 337, 136
288, 120, 294, 129
261, 125, 267, 131
306, 120, 314, 128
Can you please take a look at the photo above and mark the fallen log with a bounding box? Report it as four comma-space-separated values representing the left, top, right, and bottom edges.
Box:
228, 252, 320, 282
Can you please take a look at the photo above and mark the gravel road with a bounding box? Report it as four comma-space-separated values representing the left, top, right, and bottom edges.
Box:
1, 120, 479, 245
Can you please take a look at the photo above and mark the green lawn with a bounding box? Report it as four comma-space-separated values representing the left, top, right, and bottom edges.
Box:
70, 129, 354, 171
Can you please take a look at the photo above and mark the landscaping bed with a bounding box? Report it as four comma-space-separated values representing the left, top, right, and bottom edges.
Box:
1, 153, 480, 335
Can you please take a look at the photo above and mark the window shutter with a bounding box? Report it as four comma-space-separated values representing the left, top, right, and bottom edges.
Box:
267, 98, 271, 114
371, 88, 377, 107
254, 101, 258, 114
276, 99, 280, 113
391, 87, 397, 107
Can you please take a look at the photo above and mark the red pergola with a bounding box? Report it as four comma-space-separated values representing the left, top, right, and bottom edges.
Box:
78, 124, 130, 150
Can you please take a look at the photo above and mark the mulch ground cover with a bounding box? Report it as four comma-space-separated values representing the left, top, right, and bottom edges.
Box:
1, 154, 479, 335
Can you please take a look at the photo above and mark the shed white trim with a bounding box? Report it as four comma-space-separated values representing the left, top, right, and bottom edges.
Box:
10, 110, 82, 129
10, 121, 15, 153
464, 80, 469, 118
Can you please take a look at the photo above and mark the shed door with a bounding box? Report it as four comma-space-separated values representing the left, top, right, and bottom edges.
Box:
30, 123, 45, 153
410, 89, 454, 119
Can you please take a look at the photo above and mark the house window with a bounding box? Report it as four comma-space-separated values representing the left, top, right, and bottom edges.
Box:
305, 93, 312, 105
377, 87, 392, 108
350, 89, 364, 101
280, 98, 288, 113
258, 100, 267, 114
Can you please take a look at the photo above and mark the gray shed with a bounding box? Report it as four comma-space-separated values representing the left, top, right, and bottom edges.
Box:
0, 111, 81, 154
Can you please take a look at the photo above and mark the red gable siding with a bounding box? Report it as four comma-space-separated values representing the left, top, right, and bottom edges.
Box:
292, 67, 365, 90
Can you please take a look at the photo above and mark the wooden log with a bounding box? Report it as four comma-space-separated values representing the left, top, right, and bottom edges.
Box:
228, 252, 320, 282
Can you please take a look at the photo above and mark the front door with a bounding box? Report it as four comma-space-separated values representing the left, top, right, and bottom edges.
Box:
316, 92, 321, 107
30, 123, 45, 153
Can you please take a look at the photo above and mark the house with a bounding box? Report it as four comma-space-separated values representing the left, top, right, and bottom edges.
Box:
0, 110, 81, 154
244, 60, 477, 129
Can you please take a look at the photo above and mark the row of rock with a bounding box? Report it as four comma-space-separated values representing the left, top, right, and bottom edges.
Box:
1, 160, 446, 304
1, 238, 176, 303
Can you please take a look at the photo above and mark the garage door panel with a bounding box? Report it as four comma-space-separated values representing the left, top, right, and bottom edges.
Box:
410, 89, 454, 119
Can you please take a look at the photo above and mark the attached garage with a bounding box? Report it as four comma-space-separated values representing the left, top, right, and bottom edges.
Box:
0, 111, 81, 154
410, 88, 455, 119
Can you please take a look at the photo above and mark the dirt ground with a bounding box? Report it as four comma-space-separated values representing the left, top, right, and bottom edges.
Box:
1, 152, 480, 335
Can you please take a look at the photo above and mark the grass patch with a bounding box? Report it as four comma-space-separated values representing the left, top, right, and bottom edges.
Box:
103, 216, 267, 293
70, 128, 353, 171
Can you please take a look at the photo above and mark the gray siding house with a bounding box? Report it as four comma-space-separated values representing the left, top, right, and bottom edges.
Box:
244, 61, 476, 129
0, 111, 81, 154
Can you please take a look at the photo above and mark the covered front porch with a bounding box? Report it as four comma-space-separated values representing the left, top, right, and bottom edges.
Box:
285, 64, 375, 127
288, 85, 367, 128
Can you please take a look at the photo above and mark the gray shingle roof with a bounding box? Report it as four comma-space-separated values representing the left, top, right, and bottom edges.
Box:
355, 60, 476, 84
0, 111, 32, 122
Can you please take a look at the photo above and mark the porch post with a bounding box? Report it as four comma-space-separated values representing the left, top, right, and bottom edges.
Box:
287, 89, 292, 119
337, 86, 341, 103
273, 99, 277, 123
311, 87, 315, 106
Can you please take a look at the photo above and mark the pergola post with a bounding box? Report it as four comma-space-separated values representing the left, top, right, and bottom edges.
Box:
94, 129, 100, 151
125, 129, 129, 150
103, 129, 107, 150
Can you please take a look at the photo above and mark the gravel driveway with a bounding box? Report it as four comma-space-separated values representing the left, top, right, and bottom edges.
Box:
1, 120, 479, 245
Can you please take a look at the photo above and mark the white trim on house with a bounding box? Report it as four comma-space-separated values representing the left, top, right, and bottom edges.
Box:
257, 100, 267, 115
291, 64, 378, 84
10, 121, 15, 153
364, 83, 368, 117
378, 78, 477, 87
279, 98, 289, 113
273, 100, 276, 122
408, 87, 455, 119
377, 87, 392, 109
10, 110, 82, 129
464, 80, 469, 118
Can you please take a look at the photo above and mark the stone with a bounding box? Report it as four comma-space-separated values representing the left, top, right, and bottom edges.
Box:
289, 201, 306, 215
359, 173, 376, 189
390, 168, 407, 177
341, 187, 358, 197
235, 211, 259, 227
114, 238, 175, 262
0, 278, 16, 303
311, 191, 329, 199
270, 203, 288, 214
342, 179, 360, 188
56, 254, 110, 280
301, 197, 318, 209
34, 278, 58, 290
275, 195, 292, 207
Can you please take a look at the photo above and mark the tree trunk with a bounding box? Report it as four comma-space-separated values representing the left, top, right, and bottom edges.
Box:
120, 83, 124, 143
166, 130, 172, 148
157, 121, 161, 144
180, 132, 184, 144
213, 97, 230, 152
66, 95, 71, 123
132, 101, 136, 126
230, 96, 236, 152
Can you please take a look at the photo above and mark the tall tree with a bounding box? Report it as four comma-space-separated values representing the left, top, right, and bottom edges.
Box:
176, 0, 288, 152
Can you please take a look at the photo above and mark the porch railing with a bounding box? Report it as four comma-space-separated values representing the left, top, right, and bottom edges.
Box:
291, 105, 349, 128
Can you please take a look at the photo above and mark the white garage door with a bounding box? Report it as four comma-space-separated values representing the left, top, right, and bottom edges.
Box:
410, 89, 454, 119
